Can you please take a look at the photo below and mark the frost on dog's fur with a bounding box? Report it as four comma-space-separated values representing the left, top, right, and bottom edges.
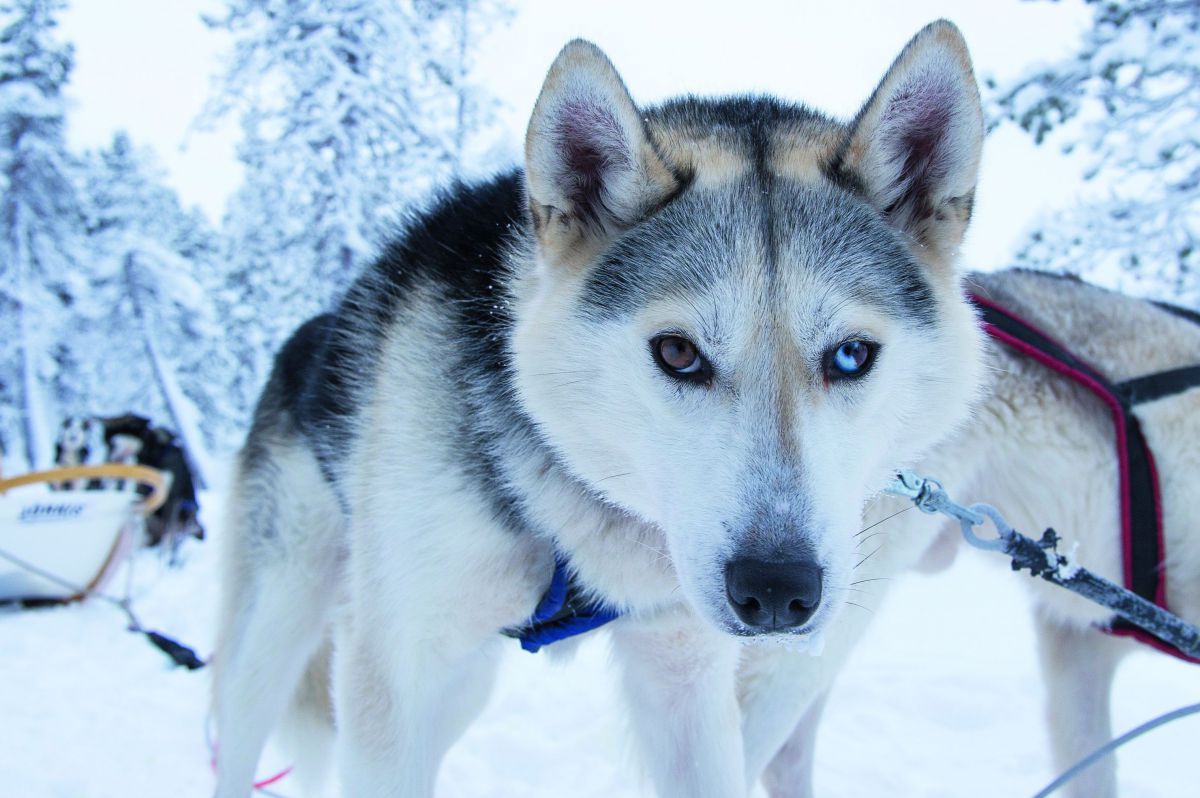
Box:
215, 21, 988, 798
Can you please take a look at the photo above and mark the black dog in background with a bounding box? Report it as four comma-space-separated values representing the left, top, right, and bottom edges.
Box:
53, 414, 205, 550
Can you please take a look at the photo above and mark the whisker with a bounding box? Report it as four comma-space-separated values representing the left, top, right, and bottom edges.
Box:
530, 369, 591, 377
595, 472, 632, 483
855, 505, 913, 538
850, 577, 892, 587
855, 530, 888, 549
844, 601, 874, 615
623, 527, 668, 555
628, 537, 672, 566
854, 544, 884, 569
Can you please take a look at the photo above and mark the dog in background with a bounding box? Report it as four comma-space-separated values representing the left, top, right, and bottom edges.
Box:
51, 416, 107, 490
53, 413, 205, 552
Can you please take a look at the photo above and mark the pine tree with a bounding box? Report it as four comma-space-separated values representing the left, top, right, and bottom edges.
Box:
989, 0, 1200, 305
413, 0, 513, 174
79, 133, 237, 476
204, 0, 511, 418
0, 0, 83, 469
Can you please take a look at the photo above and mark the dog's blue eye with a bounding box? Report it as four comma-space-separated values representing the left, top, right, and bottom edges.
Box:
828, 340, 875, 379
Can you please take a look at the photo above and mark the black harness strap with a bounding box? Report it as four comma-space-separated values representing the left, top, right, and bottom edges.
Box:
1116, 365, 1200, 406
971, 293, 1200, 662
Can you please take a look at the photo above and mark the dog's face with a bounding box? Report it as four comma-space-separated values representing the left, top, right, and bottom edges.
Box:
55, 417, 95, 462
108, 433, 144, 463
512, 24, 985, 639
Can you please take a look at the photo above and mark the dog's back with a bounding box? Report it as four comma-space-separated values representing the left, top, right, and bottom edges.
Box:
945, 270, 1200, 798
968, 269, 1200, 627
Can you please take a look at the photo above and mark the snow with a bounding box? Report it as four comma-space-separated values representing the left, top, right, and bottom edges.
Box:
1, 479, 1195, 797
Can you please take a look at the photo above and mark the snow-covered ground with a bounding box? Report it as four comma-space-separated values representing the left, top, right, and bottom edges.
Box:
2, 479, 1196, 797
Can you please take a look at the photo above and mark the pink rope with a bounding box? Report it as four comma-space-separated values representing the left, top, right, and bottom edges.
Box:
252, 767, 293, 790
209, 743, 292, 792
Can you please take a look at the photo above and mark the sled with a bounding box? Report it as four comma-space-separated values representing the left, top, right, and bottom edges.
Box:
0, 464, 167, 603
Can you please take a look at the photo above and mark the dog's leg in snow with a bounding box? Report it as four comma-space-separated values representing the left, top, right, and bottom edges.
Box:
611, 607, 745, 798
216, 566, 333, 796
738, 599, 876, 796
334, 629, 501, 797
214, 570, 333, 798
739, 649, 827, 791
213, 449, 342, 798
331, 491, 541, 797
213, 553, 338, 798
758, 690, 828, 798
277, 640, 336, 796
1035, 616, 1126, 798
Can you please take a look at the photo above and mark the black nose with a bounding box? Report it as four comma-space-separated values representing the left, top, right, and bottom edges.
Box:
725, 559, 823, 631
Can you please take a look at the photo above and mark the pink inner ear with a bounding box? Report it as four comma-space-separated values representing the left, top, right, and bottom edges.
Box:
553, 99, 630, 220
879, 72, 958, 218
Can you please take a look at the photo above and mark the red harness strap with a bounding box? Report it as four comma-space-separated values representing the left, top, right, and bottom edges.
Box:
970, 293, 1200, 665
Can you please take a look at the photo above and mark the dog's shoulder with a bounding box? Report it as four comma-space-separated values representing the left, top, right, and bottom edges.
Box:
372, 168, 529, 300
252, 169, 531, 483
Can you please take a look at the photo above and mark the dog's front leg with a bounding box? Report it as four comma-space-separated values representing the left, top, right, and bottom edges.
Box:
738, 596, 880, 796
757, 690, 828, 798
737, 646, 833, 798
334, 625, 501, 798
610, 607, 746, 798
1034, 616, 1126, 798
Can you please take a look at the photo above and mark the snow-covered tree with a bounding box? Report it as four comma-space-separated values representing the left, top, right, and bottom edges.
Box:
204, 0, 511, 417
79, 133, 238, 474
412, 0, 513, 174
0, 0, 83, 469
989, 0, 1200, 305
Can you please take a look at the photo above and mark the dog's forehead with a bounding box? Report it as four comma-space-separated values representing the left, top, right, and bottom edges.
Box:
579, 181, 934, 329
649, 95, 846, 187
577, 96, 936, 329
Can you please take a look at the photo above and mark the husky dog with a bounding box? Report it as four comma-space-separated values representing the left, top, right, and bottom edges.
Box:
51, 416, 106, 490
851, 270, 1200, 798
52, 413, 205, 551
214, 21, 987, 798
102, 414, 206, 551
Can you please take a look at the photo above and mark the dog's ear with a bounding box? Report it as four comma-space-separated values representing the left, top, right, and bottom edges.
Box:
835, 21, 983, 272
525, 40, 679, 266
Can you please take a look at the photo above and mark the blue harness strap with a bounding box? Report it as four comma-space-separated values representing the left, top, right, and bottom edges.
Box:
503, 553, 621, 653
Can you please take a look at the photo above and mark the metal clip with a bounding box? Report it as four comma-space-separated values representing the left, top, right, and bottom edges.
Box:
885, 471, 984, 528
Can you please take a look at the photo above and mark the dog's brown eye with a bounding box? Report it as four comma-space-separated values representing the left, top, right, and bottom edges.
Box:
659, 336, 699, 372
651, 335, 712, 385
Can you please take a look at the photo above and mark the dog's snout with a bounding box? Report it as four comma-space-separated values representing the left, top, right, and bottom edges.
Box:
725, 559, 822, 631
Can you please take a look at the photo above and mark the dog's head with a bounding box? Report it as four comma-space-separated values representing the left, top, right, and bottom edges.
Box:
512, 22, 985, 640
55, 416, 97, 464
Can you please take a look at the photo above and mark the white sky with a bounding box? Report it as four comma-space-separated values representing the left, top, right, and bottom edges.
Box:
59, 0, 1097, 271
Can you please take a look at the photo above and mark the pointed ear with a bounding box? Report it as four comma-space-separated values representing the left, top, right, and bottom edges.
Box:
835, 21, 983, 270
525, 40, 679, 265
